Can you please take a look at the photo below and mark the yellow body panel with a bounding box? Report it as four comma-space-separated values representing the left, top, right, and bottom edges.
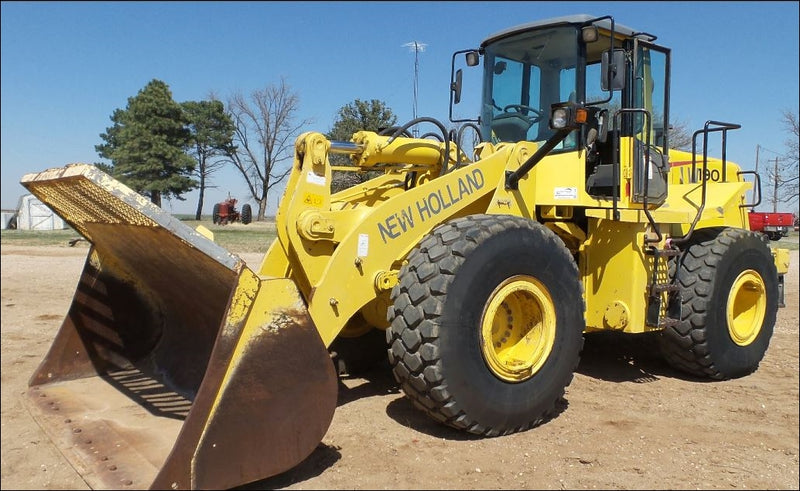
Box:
486, 147, 605, 218
668, 148, 745, 186
772, 247, 790, 275
582, 219, 655, 333
585, 180, 751, 229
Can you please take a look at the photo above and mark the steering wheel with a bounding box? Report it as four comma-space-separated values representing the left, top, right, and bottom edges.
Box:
503, 104, 543, 120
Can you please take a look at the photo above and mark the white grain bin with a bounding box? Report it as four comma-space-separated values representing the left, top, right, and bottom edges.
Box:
16, 194, 67, 230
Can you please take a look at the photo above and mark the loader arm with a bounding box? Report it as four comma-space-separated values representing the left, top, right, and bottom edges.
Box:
259, 131, 540, 346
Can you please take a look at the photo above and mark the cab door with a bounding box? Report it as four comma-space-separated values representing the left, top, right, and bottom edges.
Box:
631, 39, 671, 205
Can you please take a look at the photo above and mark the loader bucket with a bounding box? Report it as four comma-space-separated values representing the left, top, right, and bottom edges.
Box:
19, 164, 338, 490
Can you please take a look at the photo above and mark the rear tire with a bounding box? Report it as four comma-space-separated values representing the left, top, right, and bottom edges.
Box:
241, 204, 252, 225
659, 227, 778, 379
212, 203, 220, 225
387, 215, 585, 436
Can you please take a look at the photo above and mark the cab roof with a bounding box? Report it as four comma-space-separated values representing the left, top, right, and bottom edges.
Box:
481, 14, 638, 48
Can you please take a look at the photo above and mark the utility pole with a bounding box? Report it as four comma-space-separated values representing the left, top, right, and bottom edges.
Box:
403, 41, 427, 137
772, 157, 780, 213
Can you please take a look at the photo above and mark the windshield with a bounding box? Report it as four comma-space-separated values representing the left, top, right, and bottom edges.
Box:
481, 26, 579, 147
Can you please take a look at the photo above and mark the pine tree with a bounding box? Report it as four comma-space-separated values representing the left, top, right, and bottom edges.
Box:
96, 79, 197, 206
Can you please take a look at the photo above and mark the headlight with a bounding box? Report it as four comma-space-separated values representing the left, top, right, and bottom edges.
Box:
551, 108, 569, 129
549, 103, 588, 130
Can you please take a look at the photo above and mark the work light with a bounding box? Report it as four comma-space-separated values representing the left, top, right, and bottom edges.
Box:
549, 102, 587, 130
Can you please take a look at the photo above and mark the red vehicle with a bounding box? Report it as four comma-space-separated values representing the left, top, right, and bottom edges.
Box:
748, 211, 794, 241
212, 196, 252, 225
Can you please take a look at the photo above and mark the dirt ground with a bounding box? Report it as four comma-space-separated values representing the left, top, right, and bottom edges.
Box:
1, 244, 798, 490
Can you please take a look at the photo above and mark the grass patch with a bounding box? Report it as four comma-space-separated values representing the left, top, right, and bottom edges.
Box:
1, 218, 278, 254
0, 228, 83, 247
179, 219, 277, 253
771, 232, 799, 251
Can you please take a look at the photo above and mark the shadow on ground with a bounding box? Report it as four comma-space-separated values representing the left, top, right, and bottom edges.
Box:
241, 330, 705, 489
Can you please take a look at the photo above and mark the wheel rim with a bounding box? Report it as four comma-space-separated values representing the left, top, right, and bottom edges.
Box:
726, 269, 767, 346
480, 275, 556, 382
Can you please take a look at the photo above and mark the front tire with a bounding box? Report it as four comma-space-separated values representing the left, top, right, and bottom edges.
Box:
387, 215, 585, 436
659, 228, 778, 379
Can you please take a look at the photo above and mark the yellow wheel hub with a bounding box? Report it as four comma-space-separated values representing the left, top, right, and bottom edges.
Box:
726, 269, 767, 346
480, 275, 556, 382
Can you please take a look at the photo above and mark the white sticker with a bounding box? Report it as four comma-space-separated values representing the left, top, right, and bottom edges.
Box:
357, 234, 369, 257
306, 172, 326, 186
553, 187, 578, 200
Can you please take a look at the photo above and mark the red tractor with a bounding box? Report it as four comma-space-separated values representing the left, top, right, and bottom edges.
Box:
212, 196, 252, 225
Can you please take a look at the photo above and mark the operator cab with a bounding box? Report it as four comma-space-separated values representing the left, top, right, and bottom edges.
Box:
450, 14, 671, 205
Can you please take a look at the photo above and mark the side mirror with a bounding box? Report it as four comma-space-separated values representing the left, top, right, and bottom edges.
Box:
601, 49, 626, 91
584, 109, 609, 148
597, 109, 608, 142
452, 69, 463, 104
449, 48, 482, 124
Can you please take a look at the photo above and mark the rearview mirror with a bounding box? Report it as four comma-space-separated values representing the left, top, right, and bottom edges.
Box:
601, 49, 626, 91
465, 50, 480, 66
452, 69, 463, 104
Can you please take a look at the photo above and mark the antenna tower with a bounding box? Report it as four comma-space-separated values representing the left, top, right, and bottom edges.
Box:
403, 40, 427, 136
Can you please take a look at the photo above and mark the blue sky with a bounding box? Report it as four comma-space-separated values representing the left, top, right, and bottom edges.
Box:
2, 1, 798, 215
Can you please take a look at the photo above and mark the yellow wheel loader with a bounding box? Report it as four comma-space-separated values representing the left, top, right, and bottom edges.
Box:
21, 14, 790, 490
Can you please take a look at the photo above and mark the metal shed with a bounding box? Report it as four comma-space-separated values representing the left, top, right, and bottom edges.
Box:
1, 209, 17, 230
15, 194, 67, 230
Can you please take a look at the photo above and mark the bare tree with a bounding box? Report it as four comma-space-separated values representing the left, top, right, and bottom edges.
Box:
668, 118, 693, 151
777, 109, 799, 206
223, 79, 312, 220
182, 98, 235, 220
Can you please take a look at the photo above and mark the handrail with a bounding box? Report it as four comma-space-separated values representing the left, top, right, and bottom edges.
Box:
671, 120, 741, 247
689, 120, 740, 184
737, 170, 762, 209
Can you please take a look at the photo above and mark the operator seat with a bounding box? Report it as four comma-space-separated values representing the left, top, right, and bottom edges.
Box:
491, 111, 533, 142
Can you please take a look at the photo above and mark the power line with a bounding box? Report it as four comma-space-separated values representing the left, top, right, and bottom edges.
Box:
758, 145, 785, 156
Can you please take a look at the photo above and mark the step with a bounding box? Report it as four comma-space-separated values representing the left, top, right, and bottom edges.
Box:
645, 247, 681, 257
652, 283, 680, 293
658, 317, 681, 328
